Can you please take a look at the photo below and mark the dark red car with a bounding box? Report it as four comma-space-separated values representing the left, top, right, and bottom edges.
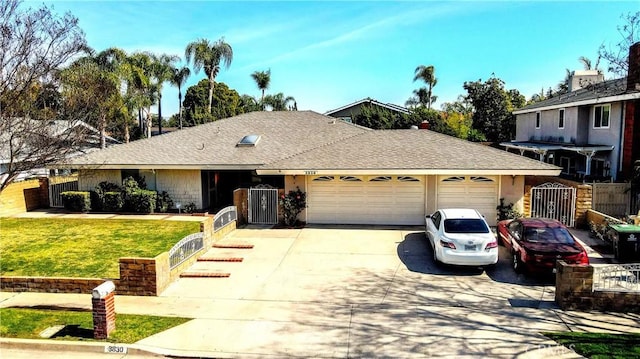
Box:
497, 218, 589, 274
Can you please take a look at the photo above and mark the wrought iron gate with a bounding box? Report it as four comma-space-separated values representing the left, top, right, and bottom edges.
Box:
248, 187, 278, 224
530, 182, 576, 227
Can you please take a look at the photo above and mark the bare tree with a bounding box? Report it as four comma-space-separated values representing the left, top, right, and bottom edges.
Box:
599, 11, 640, 77
0, 0, 88, 192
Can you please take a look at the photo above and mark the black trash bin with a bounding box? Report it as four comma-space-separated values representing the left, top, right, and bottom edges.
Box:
608, 224, 640, 262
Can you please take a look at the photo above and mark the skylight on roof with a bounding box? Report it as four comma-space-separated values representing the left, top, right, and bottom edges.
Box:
237, 134, 261, 147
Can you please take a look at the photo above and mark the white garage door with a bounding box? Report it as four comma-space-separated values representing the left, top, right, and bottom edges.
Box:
437, 176, 499, 226
307, 175, 425, 225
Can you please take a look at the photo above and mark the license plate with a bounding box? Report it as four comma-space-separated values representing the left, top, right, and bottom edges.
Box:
464, 245, 476, 251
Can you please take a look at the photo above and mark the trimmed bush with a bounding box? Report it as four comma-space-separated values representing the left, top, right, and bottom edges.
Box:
129, 189, 157, 213
102, 192, 124, 212
155, 191, 173, 213
93, 181, 122, 211
61, 191, 91, 212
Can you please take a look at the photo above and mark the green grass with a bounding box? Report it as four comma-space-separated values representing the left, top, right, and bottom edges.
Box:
544, 332, 640, 359
0, 218, 201, 278
0, 308, 190, 343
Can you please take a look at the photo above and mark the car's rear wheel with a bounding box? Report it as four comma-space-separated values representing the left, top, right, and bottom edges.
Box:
512, 250, 524, 273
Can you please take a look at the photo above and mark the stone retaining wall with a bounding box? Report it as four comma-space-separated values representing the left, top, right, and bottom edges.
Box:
1, 216, 236, 296
555, 261, 640, 312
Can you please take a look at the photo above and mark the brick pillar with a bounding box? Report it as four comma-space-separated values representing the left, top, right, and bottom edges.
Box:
555, 261, 594, 310
92, 281, 116, 339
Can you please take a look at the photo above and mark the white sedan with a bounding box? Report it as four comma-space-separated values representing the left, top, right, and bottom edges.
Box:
425, 208, 498, 267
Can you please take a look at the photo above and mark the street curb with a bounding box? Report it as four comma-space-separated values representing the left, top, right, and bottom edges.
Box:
0, 338, 163, 357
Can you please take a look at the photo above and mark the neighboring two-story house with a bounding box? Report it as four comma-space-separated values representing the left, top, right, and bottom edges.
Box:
503, 42, 640, 182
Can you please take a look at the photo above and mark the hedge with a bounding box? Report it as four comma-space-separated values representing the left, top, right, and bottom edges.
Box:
61, 191, 91, 212
102, 192, 124, 212
128, 189, 157, 213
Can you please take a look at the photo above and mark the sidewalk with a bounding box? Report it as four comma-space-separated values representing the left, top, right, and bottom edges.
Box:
9, 208, 208, 222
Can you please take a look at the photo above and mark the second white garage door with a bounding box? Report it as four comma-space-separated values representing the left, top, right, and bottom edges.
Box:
307, 175, 425, 225
436, 175, 499, 226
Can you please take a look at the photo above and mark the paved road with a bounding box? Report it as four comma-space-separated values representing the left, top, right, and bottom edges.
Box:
2, 226, 639, 358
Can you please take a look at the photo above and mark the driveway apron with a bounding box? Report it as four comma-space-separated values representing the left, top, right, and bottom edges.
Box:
137, 227, 597, 358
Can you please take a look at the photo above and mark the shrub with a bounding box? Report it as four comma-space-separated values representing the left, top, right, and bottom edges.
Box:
61, 191, 91, 212
128, 189, 157, 213
183, 202, 197, 214
497, 198, 523, 221
279, 187, 306, 227
102, 192, 124, 212
155, 191, 174, 213
93, 181, 121, 211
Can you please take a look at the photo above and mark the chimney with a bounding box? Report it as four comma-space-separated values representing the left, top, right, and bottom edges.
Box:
568, 70, 605, 92
419, 120, 430, 130
627, 41, 640, 92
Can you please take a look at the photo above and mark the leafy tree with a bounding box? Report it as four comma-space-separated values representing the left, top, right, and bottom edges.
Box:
412, 65, 438, 109
251, 69, 271, 105
183, 79, 241, 126
238, 94, 262, 113
170, 66, 191, 129
352, 105, 396, 129
184, 37, 233, 114
0, 0, 87, 192
463, 77, 521, 143
599, 11, 640, 77
263, 93, 296, 111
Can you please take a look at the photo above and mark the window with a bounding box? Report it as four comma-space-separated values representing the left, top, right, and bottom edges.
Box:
237, 134, 261, 147
444, 219, 490, 234
558, 109, 565, 129
339, 176, 362, 182
431, 211, 442, 229
560, 157, 574, 175
369, 176, 391, 182
593, 105, 610, 128
312, 176, 334, 182
470, 176, 494, 183
442, 176, 465, 182
535, 112, 541, 129
397, 176, 420, 182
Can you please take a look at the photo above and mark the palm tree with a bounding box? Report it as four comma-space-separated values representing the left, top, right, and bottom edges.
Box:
251, 69, 271, 105
170, 66, 190, 129
148, 53, 178, 136
413, 65, 437, 109
184, 37, 233, 114
264, 93, 295, 111
578, 56, 592, 70
127, 52, 155, 138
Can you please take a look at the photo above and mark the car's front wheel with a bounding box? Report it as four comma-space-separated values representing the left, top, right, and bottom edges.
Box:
512, 251, 525, 273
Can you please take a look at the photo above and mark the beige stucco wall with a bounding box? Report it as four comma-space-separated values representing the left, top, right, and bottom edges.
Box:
425, 175, 436, 216
78, 169, 121, 191
156, 169, 202, 209
499, 175, 525, 214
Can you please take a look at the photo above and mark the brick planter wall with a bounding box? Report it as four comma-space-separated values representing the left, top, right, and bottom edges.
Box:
555, 261, 640, 312
1, 216, 235, 296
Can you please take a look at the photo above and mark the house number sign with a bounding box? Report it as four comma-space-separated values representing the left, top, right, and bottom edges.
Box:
304, 170, 317, 175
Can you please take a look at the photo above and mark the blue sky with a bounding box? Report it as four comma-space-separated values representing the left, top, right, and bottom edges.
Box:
37, 1, 638, 117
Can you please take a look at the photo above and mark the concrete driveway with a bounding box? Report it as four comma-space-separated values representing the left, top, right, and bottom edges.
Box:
132, 226, 601, 358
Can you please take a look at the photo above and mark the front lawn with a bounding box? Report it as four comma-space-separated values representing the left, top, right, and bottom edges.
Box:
0, 308, 190, 343
544, 331, 640, 358
0, 218, 201, 278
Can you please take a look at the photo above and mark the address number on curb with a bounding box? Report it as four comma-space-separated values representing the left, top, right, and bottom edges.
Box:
105, 345, 128, 354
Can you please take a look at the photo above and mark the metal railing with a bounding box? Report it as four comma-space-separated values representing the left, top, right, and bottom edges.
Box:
169, 232, 204, 269
593, 263, 640, 292
530, 182, 576, 227
248, 187, 278, 224
214, 205, 237, 232
49, 176, 79, 207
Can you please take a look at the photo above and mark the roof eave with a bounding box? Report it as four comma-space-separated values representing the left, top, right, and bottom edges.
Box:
256, 168, 561, 176
513, 92, 640, 114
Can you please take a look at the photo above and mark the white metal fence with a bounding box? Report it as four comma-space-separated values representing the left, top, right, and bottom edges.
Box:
592, 182, 630, 217
248, 187, 278, 224
169, 232, 204, 269
593, 263, 640, 292
214, 205, 237, 232
530, 182, 576, 227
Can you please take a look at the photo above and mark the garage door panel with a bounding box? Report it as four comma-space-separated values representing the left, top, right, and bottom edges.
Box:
307, 176, 425, 225
437, 176, 498, 226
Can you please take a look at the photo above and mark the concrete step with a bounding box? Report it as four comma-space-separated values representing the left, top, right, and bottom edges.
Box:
212, 243, 254, 249
197, 257, 244, 262
180, 271, 231, 278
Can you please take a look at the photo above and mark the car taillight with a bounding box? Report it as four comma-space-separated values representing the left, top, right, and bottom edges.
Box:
485, 241, 497, 250
440, 240, 456, 249
566, 251, 590, 265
